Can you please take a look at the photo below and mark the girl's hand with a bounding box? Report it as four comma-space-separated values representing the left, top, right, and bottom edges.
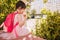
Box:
24, 14, 27, 20
23, 12, 27, 20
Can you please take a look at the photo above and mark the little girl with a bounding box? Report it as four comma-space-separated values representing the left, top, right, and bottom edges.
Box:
0, 1, 44, 40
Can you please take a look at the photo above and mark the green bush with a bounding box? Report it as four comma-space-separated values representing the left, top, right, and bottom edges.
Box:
36, 10, 60, 40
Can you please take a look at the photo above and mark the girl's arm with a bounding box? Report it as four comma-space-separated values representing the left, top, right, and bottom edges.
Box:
0, 22, 4, 28
19, 14, 27, 27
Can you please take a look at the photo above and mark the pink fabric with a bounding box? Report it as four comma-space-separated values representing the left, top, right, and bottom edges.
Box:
4, 12, 18, 33
14, 28, 19, 37
14, 22, 19, 37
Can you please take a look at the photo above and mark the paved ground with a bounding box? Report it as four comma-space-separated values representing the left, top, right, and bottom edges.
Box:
0, 37, 45, 40
0, 31, 45, 40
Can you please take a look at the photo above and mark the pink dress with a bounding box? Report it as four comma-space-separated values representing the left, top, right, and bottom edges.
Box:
13, 14, 31, 36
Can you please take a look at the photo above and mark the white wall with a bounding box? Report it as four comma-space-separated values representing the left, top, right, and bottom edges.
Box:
45, 0, 60, 12
31, 0, 60, 13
